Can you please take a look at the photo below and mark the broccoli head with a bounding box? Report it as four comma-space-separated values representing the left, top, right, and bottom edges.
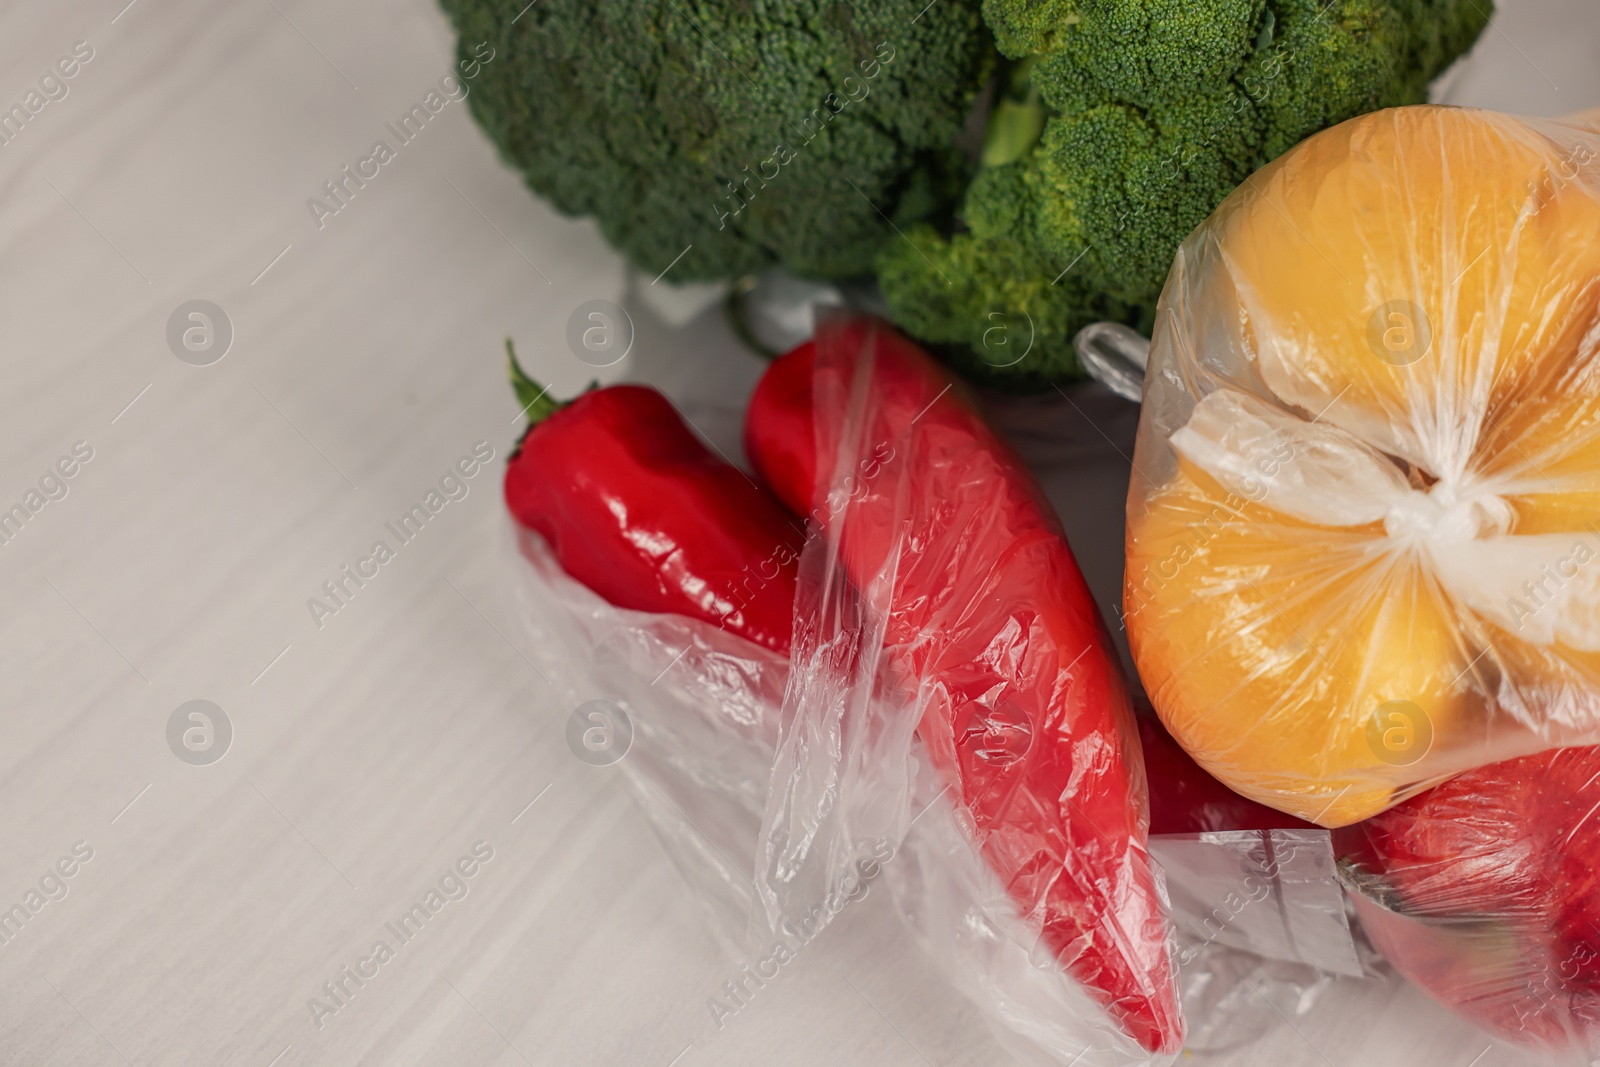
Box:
439, 0, 994, 282
878, 0, 1493, 388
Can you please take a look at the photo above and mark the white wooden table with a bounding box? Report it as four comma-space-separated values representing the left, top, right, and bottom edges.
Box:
0, 2, 1593, 1065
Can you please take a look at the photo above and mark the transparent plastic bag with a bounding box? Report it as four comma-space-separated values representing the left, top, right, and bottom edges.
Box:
509, 522, 788, 947
1139, 711, 1365, 990
511, 517, 1176, 1064
509, 515, 1360, 1064
1125, 105, 1600, 827
1153, 830, 1362, 979
1335, 743, 1600, 1061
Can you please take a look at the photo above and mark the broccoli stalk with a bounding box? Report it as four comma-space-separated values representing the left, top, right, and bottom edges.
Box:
877, 0, 1493, 390
980, 58, 1047, 167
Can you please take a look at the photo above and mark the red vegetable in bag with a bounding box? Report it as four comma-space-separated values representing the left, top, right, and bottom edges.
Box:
1138, 707, 1315, 836
1337, 745, 1600, 1053
503, 344, 802, 653
746, 317, 1183, 1054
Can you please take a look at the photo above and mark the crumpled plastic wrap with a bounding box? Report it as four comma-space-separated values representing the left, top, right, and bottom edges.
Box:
1124, 105, 1600, 827
1154, 830, 1362, 979
509, 522, 788, 942
511, 517, 1364, 1063
1335, 743, 1600, 1062
513, 516, 1171, 1064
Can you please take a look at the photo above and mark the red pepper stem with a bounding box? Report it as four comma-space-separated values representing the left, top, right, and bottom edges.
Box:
507, 339, 565, 428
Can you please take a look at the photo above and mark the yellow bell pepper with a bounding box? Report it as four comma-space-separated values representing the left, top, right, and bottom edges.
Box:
1127, 106, 1600, 826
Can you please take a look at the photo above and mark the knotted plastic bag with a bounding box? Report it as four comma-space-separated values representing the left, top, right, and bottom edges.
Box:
1126, 105, 1600, 826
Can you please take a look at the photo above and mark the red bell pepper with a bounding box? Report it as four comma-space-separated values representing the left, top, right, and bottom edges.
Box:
745, 317, 1183, 1054
1137, 706, 1316, 836
503, 344, 802, 654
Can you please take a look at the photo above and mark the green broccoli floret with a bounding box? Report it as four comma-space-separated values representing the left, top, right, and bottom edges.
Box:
438, 0, 994, 282
878, 0, 1492, 388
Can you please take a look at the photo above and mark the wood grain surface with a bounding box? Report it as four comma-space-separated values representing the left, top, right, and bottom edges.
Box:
0, 1, 1593, 1064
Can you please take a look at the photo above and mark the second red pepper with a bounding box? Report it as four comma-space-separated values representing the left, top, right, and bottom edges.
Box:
745, 317, 1183, 1054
